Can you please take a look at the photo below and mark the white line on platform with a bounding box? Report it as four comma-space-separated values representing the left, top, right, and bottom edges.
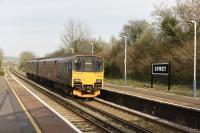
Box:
5, 76, 42, 133
10, 72, 82, 133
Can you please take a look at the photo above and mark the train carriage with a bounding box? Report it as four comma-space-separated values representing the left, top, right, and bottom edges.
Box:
25, 55, 104, 98
26, 59, 38, 78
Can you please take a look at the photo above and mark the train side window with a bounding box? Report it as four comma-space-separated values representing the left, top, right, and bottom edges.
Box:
61, 64, 65, 72
67, 63, 69, 72
68, 61, 72, 71
65, 63, 68, 72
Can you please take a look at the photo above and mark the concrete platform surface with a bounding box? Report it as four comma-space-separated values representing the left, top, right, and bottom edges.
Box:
104, 83, 200, 110
6, 71, 79, 133
0, 77, 36, 133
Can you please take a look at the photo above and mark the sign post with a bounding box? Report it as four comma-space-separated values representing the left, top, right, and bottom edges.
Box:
151, 63, 153, 88
168, 62, 171, 90
151, 62, 171, 90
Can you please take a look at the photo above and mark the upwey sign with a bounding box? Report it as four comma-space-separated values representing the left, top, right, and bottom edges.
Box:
152, 63, 169, 75
151, 62, 171, 90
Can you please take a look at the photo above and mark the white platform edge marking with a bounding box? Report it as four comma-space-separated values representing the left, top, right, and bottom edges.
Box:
10, 73, 82, 133
103, 86, 200, 112
95, 98, 200, 133
4, 76, 42, 133
105, 83, 200, 100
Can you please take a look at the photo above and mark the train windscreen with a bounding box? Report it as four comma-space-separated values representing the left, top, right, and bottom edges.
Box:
74, 56, 103, 72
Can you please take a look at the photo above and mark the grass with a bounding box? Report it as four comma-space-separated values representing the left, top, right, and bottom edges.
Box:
105, 78, 200, 97
0, 68, 5, 76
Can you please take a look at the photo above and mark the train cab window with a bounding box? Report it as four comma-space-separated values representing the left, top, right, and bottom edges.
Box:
84, 58, 93, 72
74, 56, 103, 72
74, 58, 81, 71
96, 58, 103, 72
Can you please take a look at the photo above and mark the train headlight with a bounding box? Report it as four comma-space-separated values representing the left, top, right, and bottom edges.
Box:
96, 79, 102, 83
74, 79, 81, 83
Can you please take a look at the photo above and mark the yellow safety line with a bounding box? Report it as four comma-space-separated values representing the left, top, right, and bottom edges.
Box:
4, 76, 42, 133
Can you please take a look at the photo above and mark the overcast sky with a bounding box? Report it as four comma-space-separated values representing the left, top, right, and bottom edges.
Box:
0, 0, 175, 57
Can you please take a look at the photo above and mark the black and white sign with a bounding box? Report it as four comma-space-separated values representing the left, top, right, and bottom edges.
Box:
151, 62, 171, 90
152, 63, 169, 75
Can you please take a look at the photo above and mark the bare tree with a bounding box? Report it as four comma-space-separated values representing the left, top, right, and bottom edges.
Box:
19, 51, 36, 69
0, 48, 3, 68
60, 19, 92, 54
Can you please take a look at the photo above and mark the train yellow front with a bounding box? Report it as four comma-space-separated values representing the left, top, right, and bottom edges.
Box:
25, 55, 104, 98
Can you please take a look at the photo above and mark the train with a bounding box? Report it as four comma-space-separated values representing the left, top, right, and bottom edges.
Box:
25, 55, 104, 98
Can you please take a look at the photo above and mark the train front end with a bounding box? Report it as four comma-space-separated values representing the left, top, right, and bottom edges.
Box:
72, 55, 104, 98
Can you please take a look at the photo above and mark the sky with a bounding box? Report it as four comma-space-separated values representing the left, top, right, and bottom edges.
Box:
0, 0, 175, 57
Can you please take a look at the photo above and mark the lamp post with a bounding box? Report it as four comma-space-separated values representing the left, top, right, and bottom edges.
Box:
119, 35, 127, 86
186, 20, 197, 97
91, 43, 94, 54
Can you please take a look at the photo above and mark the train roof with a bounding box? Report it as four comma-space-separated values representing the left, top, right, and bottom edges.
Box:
26, 54, 103, 63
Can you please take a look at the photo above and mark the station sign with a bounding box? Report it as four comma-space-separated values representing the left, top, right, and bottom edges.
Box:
151, 62, 171, 90
152, 63, 169, 75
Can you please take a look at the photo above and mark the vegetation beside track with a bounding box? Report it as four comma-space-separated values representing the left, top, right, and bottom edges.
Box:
0, 68, 5, 76
19, 51, 36, 70
18, 1, 200, 93
105, 78, 200, 97
45, 0, 200, 88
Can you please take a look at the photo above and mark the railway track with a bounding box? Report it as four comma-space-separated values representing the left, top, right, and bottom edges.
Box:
7, 69, 106, 133
75, 99, 153, 133
9, 67, 152, 133
11, 68, 186, 133
80, 99, 184, 133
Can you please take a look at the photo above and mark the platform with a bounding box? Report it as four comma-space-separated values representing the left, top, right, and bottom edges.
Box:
0, 77, 36, 133
100, 83, 200, 130
2, 72, 80, 133
104, 83, 200, 110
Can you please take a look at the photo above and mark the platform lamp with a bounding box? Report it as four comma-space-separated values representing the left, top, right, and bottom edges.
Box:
185, 20, 197, 97
119, 35, 127, 86
67, 47, 74, 55
90, 43, 94, 54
